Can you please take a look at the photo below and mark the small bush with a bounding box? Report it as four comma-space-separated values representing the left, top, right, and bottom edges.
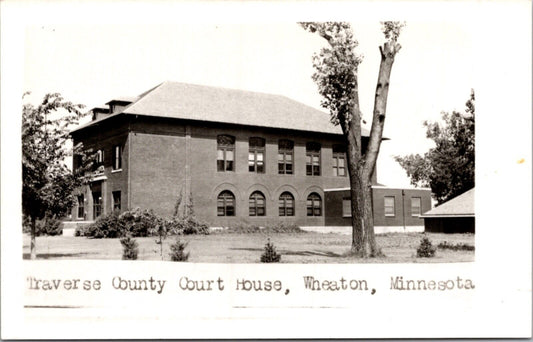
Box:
260, 238, 281, 263
119, 208, 160, 237
438, 241, 475, 251
120, 236, 139, 260
85, 210, 124, 238
417, 236, 436, 258
169, 238, 189, 262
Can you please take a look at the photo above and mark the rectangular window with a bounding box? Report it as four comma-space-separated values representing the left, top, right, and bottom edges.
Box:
306, 142, 321, 176
332, 145, 347, 177
92, 191, 102, 219
113, 145, 122, 170
96, 150, 104, 164
384, 196, 395, 217
217, 135, 235, 172
411, 197, 421, 216
342, 198, 351, 217
77, 195, 84, 219
278, 140, 294, 175
113, 191, 121, 211
249, 137, 265, 173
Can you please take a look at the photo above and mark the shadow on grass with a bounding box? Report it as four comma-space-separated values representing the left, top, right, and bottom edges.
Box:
230, 247, 344, 258
23, 252, 97, 260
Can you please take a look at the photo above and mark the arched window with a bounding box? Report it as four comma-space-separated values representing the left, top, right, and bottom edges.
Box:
279, 192, 295, 216
306, 192, 322, 216
217, 135, 235, 172
249, 191, 266, 216
217, 191, 235, 216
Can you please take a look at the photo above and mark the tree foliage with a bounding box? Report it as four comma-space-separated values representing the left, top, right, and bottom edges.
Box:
22, 92, 90, 258
395, 90, 475, 204
301, 22, 404, 257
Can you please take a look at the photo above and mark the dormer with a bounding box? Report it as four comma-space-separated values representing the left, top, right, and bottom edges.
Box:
91, 106, 110, 121
106, 96, 137, 114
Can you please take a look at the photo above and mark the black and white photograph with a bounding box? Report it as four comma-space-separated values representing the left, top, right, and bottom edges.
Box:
1, 0, 531, 339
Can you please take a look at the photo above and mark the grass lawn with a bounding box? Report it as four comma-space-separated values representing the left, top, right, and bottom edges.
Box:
22, 231, 474, 263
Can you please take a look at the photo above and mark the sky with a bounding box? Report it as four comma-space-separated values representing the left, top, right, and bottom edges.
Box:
21, 19, 475, 187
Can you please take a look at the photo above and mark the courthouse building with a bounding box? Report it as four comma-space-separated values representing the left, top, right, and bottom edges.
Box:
70, 81, 430, 232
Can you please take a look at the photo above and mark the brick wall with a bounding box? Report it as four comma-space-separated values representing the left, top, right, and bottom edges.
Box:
324, 187, 432, 227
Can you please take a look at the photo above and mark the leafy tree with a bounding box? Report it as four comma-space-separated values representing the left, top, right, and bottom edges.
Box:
22, 93, 91, 259
301, 22, 404, 257
395, 90, 475, 204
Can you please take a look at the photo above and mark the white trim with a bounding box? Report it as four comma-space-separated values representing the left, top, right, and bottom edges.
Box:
111, 169, 122, 173
91, 175, 107, 182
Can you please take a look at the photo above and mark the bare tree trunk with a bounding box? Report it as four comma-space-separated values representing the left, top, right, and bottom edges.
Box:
344, 102, 365, 257
30, 216, 37, 260
360, 41, 400, 257
362, 178, 382, 256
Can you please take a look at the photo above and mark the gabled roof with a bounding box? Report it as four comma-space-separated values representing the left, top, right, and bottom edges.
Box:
72, 81, 371, 136
422, 188, 475, 218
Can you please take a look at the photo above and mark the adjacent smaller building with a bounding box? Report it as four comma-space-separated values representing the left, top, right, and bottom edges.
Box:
324, 185, 432, 234
421, 188, 475, 233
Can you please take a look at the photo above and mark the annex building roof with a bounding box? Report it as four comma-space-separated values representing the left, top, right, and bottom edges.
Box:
72, 81, 371, 136
421, 188, 475, 218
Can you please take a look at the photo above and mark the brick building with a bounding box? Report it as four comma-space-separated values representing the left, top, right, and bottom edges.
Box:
70, 81, 431, 231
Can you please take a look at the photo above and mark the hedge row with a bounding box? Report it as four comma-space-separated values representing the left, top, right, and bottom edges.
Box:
76, 208, 209, 238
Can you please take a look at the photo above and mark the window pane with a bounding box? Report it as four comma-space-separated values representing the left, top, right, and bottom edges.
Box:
384, 197, 395, 216
217, 149, 224, 160
278, 153, 284, 161
286, 163, 293, 174
249, 161, 255, 172
339, 168, 345, 176
312, 155, 319, 164
226, 150, 234, 161
338, 158, 345, 167
257, 163, 264, 173
257, 153, 263, 161
342, 199, 351, 217
286, 154, 292, 161
226, 207, 234, 216
313, 165, 320, 175
411, 197, 421, 216
306, 164, 312, 176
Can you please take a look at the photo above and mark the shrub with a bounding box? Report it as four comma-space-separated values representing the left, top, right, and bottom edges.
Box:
120, 236, 139, 260
417, 236, 436, 258
169, 238, 189, 262
260, 238, 281, 263
37, 217, 63, 236
438, 241, 475, 251
119, 208, 161, 237
82, 208, 210, 239
22, 215, 63, 236
85, 210, 124, 238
